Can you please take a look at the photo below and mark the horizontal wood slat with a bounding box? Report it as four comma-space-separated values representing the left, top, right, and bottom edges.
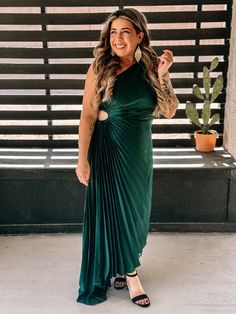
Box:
0, 48, 93, 59
0, 110, 81, 120
0, 108, 224, 120
0, 79, 84, 89
0, 0, 232, 6
152, 124, 223, 133
0, 138, 223, 149
152, 137, 223, 148
0, 94, 226, 104
0, 28, 230, 42
0, 11, 231, 25
0, 124, 224, 134
0, 95, 83, 104
0, 78, 227, 89
0, 45, 229, 59
0, 62, 227, 74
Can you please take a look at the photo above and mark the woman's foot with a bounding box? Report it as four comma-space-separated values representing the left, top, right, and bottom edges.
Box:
126, 270, 150, 307
114, 274, 127, 289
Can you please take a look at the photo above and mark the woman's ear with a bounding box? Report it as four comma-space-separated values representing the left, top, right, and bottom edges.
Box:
138, 32, 144, 43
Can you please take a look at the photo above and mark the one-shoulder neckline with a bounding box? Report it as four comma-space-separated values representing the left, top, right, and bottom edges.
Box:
116, 62, 138, 77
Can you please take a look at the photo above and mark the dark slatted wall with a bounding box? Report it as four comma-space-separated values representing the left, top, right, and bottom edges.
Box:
0, 0, 232, 148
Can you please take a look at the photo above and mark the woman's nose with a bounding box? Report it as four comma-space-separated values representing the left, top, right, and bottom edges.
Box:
116, 32, 123, 39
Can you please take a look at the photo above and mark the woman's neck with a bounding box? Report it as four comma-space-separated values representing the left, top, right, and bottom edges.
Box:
119, 57, 136, 68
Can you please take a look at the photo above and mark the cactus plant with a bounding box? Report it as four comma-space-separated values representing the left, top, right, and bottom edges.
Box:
185, 57, 223, 134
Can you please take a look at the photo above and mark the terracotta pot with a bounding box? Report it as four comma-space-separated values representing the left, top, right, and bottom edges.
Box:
194, 130, 218, 152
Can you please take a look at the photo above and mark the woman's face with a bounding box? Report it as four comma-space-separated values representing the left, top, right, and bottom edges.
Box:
109, 18, 144, 62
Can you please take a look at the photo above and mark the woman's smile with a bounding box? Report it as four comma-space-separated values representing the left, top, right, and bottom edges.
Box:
115, 43, 126, 49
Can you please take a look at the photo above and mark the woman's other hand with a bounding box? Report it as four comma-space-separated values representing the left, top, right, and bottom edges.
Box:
157, 49, 174, 78
75, 160, 90, 186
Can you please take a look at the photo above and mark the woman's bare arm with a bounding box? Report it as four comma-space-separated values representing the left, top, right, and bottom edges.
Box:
75, 62, 99, 185
78, 62, 99, 162
158, 71, 179, 119
156, 49, 179, 119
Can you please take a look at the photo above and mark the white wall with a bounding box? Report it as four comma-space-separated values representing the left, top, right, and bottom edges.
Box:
223, 0, 236, 158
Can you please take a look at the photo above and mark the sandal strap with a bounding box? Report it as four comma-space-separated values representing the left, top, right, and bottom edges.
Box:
132, 294, 149, 303
126, 271, 137, 277
114, 277, 126, 283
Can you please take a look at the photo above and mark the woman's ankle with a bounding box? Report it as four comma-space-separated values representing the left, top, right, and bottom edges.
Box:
127, 270, 137, 276
116, 273, 125, 277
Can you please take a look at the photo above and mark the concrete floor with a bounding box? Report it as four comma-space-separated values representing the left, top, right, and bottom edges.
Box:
0, 233, 236, 314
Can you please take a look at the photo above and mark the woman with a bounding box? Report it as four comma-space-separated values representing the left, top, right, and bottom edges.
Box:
75, 8, 179, 307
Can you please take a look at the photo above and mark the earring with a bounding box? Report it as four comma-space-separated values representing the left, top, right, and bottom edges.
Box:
134, 45, 142, 63
111, 50, 115, 57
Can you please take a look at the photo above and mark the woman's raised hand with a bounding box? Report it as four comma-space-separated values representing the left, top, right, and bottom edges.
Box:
157, 49, 174, 78
75, 160, 90, 186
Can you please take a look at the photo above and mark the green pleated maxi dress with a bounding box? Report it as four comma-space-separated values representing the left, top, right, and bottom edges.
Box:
77, 62, 157, 305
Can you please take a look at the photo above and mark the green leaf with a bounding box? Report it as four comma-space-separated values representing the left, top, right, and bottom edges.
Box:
209, 57, 219, 72
209, 113, 220, 127
202, 100, 211, 126
210, 75, 223, 103
185, 101, 201, 127
193, 84, 205, 101
203, 66, 211, 100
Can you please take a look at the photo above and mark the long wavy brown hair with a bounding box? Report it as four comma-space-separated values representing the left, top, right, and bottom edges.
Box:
92, 8, 168, 118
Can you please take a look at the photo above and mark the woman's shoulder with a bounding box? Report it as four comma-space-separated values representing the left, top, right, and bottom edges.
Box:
87, 60, 96, 75
84, 61, 98, 85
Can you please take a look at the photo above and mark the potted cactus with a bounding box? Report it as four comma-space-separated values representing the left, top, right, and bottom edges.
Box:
185, 57, 224, 152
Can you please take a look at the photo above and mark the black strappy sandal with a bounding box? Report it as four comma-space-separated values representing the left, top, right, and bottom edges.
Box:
114, 275, 127, 289
126, 271, 150, 308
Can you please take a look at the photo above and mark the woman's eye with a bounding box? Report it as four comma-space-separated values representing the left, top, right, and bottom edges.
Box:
110, 30, 130, 35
